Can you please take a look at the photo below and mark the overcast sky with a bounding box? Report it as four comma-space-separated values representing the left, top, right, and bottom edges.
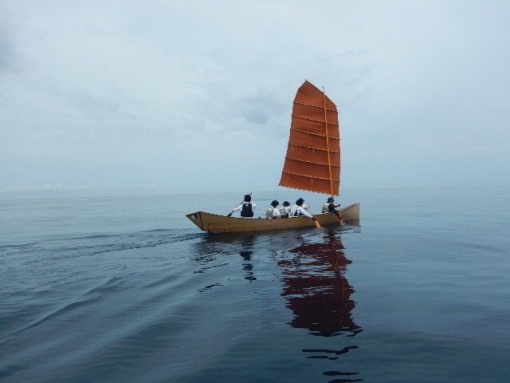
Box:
1, 1, 509, 196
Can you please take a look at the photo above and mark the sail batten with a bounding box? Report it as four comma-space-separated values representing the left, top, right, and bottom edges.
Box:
279, 80, 341, 196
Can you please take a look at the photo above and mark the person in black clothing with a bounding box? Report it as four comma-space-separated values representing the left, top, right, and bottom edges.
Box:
322, 197, 343, 223
231, 194, 257, 217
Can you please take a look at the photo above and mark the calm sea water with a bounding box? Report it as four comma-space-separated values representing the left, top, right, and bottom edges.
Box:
1, 187, 509, 382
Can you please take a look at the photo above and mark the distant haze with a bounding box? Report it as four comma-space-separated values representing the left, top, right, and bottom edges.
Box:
1, 1, 509, 195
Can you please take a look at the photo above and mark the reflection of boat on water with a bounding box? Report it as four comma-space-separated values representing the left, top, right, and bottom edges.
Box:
279, 230, 361, 337
193, 229, 360, 337
192, 229, 362, 380
186, 80, 360, 233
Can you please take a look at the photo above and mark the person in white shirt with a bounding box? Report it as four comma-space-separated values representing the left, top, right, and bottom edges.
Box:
291, 199, 310, 216
266, 200, 281, 219
292, 198, 313, 218
292, 198, 320, 227
279, 201, 292, 218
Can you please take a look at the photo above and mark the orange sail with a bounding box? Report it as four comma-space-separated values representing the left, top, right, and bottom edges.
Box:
279, 80, 340, 196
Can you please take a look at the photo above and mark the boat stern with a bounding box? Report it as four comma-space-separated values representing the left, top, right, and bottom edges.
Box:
341, 202, 360, 222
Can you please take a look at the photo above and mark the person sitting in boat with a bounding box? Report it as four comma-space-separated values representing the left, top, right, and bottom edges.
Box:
279, 201, 291, 218
266, 200, 281, 219
292, 198, 314, 218
232, 194, 257, 217
291, 198, 310, 217
292, 198, 320, 226
322, 196, 343, 223
322, 197, 341, 213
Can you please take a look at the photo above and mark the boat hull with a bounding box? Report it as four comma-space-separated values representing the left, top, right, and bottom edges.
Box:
186, 202, 360, 233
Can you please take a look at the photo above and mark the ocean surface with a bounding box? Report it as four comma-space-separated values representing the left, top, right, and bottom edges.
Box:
1, 186, 509, 383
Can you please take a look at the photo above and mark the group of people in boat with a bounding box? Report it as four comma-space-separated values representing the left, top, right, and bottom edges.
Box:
230, 194, 343, 223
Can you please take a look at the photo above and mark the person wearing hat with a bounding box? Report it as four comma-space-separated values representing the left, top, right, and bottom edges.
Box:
322, 196, 343, 223
292, 198, 321, 227
266, 200, 281, 219
279, 201, 291, 218
291, 198, 309, 217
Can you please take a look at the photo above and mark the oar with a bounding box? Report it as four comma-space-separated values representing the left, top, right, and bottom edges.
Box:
227, 192, 251, 217
313, 218, 321, 228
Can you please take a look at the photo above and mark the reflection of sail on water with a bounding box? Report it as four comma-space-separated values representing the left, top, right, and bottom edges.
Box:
278, 230, 362, 380
278, 232, 361, 336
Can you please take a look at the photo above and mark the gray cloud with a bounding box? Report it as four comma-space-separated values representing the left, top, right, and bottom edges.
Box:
0, 10, 17, 73
1, 0, 510, 194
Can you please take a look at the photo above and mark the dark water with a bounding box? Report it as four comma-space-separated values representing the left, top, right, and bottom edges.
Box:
1, 187, 509, 382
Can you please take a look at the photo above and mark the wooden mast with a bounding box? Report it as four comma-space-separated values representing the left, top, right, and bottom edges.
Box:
323, 87, 334, 197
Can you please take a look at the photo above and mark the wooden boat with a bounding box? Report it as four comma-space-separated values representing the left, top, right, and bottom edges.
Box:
186, 203, 359, 234
186, 80, 360, 234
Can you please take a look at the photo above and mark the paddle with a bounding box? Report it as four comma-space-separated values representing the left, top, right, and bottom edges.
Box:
334, 211, 344, 224
313, 218, 321, 228
227, 193, 252, 217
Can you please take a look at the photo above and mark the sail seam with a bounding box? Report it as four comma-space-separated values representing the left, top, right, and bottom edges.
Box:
281, 172, 340, 182
286, 145, 340, 154
291, 129, 340, 141
277, 185, 339, 197
291, 127, 340, 136
294, 101, 337, 112
283, 164, 340, 170
282, 158, 340, 168
292, 114, 339, 125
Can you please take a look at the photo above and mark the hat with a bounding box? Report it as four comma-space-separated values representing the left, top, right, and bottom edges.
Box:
327, 197, 334, 203
283, 201, 290, 207
271, 200, 279, 207
296, 198, 304, 205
